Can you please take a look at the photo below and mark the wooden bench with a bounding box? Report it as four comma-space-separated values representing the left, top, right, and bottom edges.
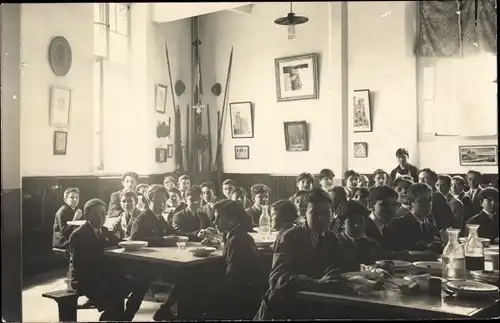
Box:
52, 248, 70, 260
42, 289, 79, 322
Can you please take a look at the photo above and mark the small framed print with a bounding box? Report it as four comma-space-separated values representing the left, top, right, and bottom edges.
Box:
155, 84, 168, 113
459, 145, 498, 166
155, 148, 167, 163
167, 144, 174, 158
49, 85, 72, 127
353, 142, 368, 158
53, 131, 68, 155
352, 89, 372, 132
284, 121, 309, 152
234, 145, 250, 160
230, 101, 254, 139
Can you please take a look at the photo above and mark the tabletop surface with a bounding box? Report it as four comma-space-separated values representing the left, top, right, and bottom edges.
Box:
67, 220, 85, 226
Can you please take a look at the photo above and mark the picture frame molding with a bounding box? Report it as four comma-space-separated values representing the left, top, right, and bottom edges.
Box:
229, 101, 254, 139
274, 53, 319, 102
155, 84, 168, 114
283, 121, 309, 152
458, 145, 498, 166
352, 89, 373, 133
353, 142, 368, 158
53, 131, 68, 155
49, 85, 72, 127
167, 144, 174, 158
234, 145, 250, 160
155, 147, 167, 163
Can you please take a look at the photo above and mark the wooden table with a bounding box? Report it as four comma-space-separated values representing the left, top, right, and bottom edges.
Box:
297, 283, 499, 319
66, 220, 85, 226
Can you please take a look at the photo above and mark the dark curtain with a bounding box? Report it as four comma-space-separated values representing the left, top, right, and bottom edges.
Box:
418, 0, 497, 57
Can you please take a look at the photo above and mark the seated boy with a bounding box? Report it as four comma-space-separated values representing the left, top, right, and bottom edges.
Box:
318, 169, 335, 191
178, 175, 192, 201
290, 190, 309, 224
107, 172, 139, 218
465, 187, 499, 241
172, 186, 210, 241
329, 186, 348, 234
394, 177, 413, 218
343, 170, 359, 200
194, 200, 268, 320
372, 169, 390, 188
383, 183, 443, 254
200, 181, 218, 223
246, 184, 271, 226
135, 184, 149, 212
436, 174, 465, 231
254, 188, 367, 320
270, 200, 298, 234
450, 175, 475, 224
107, 190, 141, 240
68, 199, 148, 321
221, 179, 237, 200
358, 175, 369, 188
365, 186, 398, 250
129, 185, 177, 246
466, 170, 484, 215
164, 187, 185, 225
351, 187, 370, 208
230, 187, 249, 207
336, 201, 384, 272
163, 175, 177, 189
291, 173, 314, 199
53, 188, 82, 250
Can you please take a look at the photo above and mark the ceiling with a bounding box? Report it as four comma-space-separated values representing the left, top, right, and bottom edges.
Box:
151, 3, 253, 23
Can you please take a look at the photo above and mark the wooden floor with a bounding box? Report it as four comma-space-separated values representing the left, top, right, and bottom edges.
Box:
22, 269, 164, 322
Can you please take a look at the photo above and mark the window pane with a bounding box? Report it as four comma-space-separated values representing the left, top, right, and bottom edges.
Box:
116, 4, 129, 36
109, 3, 117, 33
109, 32, 128, 64
93, 3, 106, 24
94, 23, 108, 58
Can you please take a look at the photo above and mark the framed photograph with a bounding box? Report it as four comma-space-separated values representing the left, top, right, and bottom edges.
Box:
53, 131, 68, 155
353, 142, 368, 158
284, 121, 309, 152
234, 146, 250, 160
155, 84, 168, 113
167, 144, 174, 158
230, 101, 254, 139
459, 145, 498, 166
49, 85, 72, 127
352, 89, 372, 132
275, 53, 318, 102
155, 148, 167, 163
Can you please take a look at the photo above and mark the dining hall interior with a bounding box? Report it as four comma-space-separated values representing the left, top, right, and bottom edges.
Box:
1, 1, 499, 322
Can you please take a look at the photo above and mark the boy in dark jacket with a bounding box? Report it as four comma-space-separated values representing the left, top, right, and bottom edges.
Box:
107, 172, 139, 218
365, 186, 398, 251
246, 184, 271, 226
390, 148, 419, 183
53, 188, 82, 249
465, 187, 499, 241
172, 186, 210, 241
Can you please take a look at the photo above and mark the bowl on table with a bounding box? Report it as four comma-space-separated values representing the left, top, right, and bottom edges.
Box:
118, 241, 148, 251
470, 270, 499, 286
484, 247, 499, 271
445, 280, 499, 299
459, 237, 491, 246
186, 246, 217, 257
411, 261, 442, 276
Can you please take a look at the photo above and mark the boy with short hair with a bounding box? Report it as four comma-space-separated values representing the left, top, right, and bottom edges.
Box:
53, 188, 82, 249
163, 175, 178, 189
419, 168, 455, 231
294, 172, 314, 193
466, 170, 484, 215
372, 169, 390, 188
230, 187, 249, 207
221, 179, 237, 200
246, 184, 271, 226
200, 181, 219, 225
172, 186, 210, 241
135, 184, 149, 212
351, 187, 370, 208
343, 170, 359, 200
290, 190, 309, 223
450, 175, 475, 224
108, 172, 139, 218
394, 177, 413, 218
365, 186, 398, 250
436, 174, 465, 231
358, 175, 369, 188
318, 169, 335, 191
107, 190, 141, 240
465, 187, 499, 241
390, 148, 419, 183
178, 175, 192, 201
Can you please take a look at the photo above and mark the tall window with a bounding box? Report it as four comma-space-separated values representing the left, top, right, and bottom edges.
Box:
418, 53, 497, 138
93, 3, 130, 171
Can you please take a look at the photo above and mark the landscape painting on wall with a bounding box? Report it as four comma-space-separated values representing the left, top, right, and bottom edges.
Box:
459, 145, 498, 166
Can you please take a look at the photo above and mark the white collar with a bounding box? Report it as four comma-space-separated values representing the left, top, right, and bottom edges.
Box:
401, 204, 411, 210
369, 213, 385, 234
483, 209, 495, 218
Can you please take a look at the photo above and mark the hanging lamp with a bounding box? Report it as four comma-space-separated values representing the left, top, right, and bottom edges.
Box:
274, 2, 309, 40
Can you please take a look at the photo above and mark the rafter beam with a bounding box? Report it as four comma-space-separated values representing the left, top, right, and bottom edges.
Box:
228, 4, 253, 15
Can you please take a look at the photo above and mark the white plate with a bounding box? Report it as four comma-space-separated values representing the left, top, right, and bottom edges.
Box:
459, 237, 491, 246
412, 261, 442, 275
376, 260, 412, 270
119, 241, 148, 251
446, 280, 499, 296
186, 246, 216, 257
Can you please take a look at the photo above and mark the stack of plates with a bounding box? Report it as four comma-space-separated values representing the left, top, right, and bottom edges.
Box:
459, 237, 491, 246
470, 270, 499, 285
446, 280, 499, 298
412, 261, 442, 276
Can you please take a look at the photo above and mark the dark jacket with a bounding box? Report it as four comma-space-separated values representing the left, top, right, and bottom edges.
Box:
335, 232, 384, 272
107, 190, 123, 218
53, 204, 78, 249
246, 205, 262, 226
172, 208, 210, 241
395, 205, 411, 219
465, 211, 499, 241
365, 215, 390, 251
431, 191, 456, 231
67, 221, 121, 291
390, 164, 419, 183
383, 212, 443, 254
446, 194, 465, 233
110, 208, 141, 240
129, 209, 176, 246
466, 187, 483, 216
457, 192, 475, 225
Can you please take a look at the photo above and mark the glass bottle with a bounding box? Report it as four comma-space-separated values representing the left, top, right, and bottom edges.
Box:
259, 205, 271, 238
442, 228, 467, 281
464, 224, 485, 271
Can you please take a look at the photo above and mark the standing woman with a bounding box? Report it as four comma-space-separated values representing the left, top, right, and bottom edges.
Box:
390, 148, 419, 183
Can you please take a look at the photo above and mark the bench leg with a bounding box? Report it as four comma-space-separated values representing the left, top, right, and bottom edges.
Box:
56, 297, 78, 322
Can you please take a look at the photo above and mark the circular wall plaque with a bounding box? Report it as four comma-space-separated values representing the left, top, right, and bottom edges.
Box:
48, 36, 72, 76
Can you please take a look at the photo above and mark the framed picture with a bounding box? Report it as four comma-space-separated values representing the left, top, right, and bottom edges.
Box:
352, 89, 372, 132
53, 131, 68, 155
275, 53, 318, 102
284, 121, 309, 152
230, 101, 254, 139
167, 144, 174, 158
155, 148, 167, 163
49, 85, 72, 127
155, 84, 168, 113
459, 145, 498, 166
234, 146, 250, 160
353, 142, 368, 158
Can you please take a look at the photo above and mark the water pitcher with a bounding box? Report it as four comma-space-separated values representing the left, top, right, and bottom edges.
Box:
259, 205, 271, 238
464, 224, 484, 271
442, 228, 466, 281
